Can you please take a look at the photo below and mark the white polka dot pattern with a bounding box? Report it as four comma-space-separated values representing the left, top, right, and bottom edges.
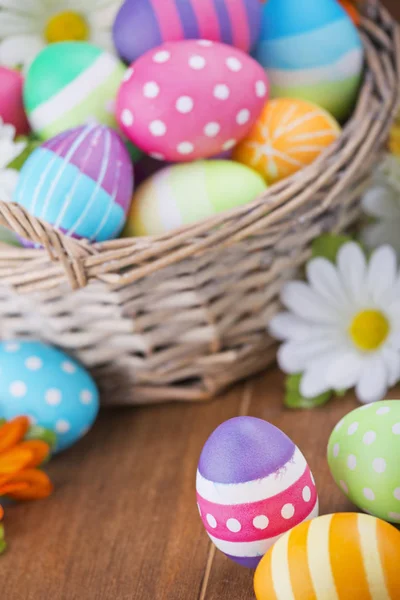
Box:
45, 388, 62, 406
10, 381, 27, 397
328, 401, 400, 525
226, 518, 242, 533
25, 356, 43, 371
0, 340, 99, 454
116, 40, 268, 161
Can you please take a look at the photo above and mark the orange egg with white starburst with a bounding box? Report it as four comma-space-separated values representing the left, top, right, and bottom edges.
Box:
233, 98, 341, 185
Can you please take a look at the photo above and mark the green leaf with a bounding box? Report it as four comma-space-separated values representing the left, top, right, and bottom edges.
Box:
311, 233, 354, 263
25, 425, 57, 451
284, 374, 332, 409
0, 524, 6, 555
7, 139, 41, 171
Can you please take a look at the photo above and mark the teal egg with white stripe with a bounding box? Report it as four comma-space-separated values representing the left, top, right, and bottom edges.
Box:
123, 160, 266, 236
255, 0, 364, 121
24, 41, 126, 140
14, 123, 134, 244
0, 340, 99, 453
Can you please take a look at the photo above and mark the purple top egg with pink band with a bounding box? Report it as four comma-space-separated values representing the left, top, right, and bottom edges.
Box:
198, 416, 295, 483
196, 416, 318, 569
113, 0, 262, 64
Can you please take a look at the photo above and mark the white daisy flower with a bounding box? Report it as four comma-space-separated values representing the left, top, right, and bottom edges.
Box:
0, 0, 122, 71
361, 154, 400, 257
269, 242, 400, 405
0, 117, 26, 202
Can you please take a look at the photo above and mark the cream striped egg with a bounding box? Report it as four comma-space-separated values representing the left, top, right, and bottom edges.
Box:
196, 417, 318, 568
254, 513, 400, 599
14, 123, 134, 244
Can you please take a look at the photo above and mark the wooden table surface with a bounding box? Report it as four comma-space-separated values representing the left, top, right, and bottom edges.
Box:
1, 1, 400, 598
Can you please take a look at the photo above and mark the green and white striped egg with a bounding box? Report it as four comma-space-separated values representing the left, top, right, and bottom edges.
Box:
123, 160, 267, 237
328, 401, 400, 524
24, 42, 126, 140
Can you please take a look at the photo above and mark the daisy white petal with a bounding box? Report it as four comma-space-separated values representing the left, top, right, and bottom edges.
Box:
381, 347, 400, 386
367, 245, 397, 304
0, 35, 44, 70
326, 352, 363, 390
88, 0, 121, 28
355, 356, 388, 404
337, 242, 367, 305
0, 11, 39, 35
386, 328, 400, 350
300, 353, 342, 397
362, 184, 400, 219
281, 281, 339, 324
0, 169, 20, 202
306, 257, 350, 310
0, 0, 43, 14
278, 336, 345, 374
269, 312, 311, 342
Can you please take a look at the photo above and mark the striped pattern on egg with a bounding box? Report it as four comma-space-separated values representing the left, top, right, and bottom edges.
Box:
14, 123, 134, 243
234, 98, 340, 184
196, 417, 318, 568
255, 0, 363, 121
24, 42, 126, 140
254, 513, 400, 599
113, 0, 262, 64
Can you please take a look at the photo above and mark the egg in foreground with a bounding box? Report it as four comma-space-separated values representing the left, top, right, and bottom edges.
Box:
196, 416, 318, 568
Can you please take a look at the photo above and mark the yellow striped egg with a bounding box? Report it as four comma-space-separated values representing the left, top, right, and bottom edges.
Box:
254, 513, 400, 599
233, 98, 341, 184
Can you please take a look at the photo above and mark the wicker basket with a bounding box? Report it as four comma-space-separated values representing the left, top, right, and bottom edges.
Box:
0, 0, 398, 406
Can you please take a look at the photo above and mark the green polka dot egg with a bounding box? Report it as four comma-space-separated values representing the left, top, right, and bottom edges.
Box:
328, 401, 400, 524
23, 41, 126, 140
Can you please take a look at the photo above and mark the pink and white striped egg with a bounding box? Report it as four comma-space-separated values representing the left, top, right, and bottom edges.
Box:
196, 417, 319, 568
116, 40, 268, 162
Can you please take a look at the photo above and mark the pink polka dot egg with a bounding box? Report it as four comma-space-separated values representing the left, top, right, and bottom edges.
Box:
116, 40, 268, 162
196, 417, 319, 568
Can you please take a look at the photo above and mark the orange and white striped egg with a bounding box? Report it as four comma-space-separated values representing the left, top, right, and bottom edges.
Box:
254, 513, 400, 600
233, 98, 341, 184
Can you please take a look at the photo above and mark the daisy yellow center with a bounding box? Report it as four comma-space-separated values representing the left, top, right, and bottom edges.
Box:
349, 310, 389, 351
45, 11, 89, 44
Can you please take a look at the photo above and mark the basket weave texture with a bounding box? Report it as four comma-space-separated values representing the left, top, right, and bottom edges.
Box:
0, 0, 398, 405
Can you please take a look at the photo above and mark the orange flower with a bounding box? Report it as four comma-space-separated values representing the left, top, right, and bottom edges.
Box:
0, 417, 53, 501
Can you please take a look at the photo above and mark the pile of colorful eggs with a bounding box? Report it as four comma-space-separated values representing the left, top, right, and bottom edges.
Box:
0, 0, 364, 244
197, 413, 400, 598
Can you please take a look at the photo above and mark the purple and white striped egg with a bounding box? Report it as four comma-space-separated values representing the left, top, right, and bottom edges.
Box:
196, 417, 319, 568
14, 123, 134, 244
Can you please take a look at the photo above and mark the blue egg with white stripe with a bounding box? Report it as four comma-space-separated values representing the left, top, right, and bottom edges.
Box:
255, 0, 364, 121
0, 341, 99, 453
14, 123, 134, 245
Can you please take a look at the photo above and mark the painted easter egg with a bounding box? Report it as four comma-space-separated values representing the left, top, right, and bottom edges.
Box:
14, 123, 134, 243
254, 513, 400, 599
113, 0, 262, 64
255, 0, 364, 121
24, 42, 126, 140
116, 40, 268, 162
0, 341, 99, 452
196, 417, 318, 568
124, 161, 266, 237
234, 98, 340, 184
328, 401, 400, 524
0, 67, 30, 136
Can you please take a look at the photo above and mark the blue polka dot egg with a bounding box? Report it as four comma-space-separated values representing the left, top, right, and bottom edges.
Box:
0, 341, 99, 453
